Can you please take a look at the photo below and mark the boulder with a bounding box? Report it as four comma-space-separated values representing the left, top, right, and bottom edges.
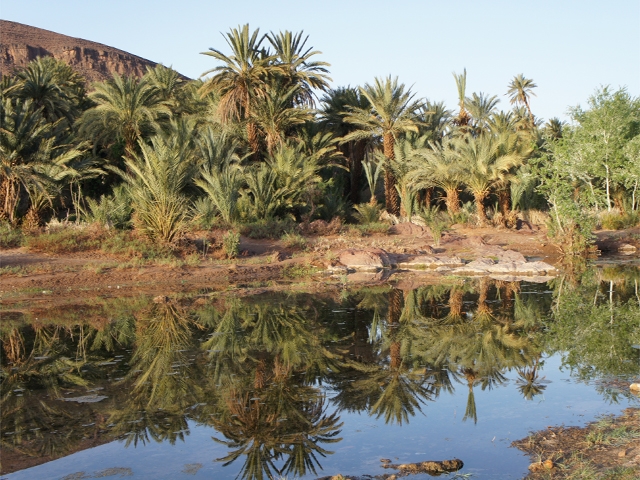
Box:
397, 255, 464, 270
388, 222, 428, 237
337, 248, 391, 271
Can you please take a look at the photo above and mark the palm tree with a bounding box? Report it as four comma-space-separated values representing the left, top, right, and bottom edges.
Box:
11, 56, 86, 125
408, 137, 465, 214
321, 86, 372, 204
343, 76, 423, 215
115, 131, 197, 242
466, 92, 500, 134
250, 81, 312, 155
452, 69, 471, 131
78, 74, 170, 159
455, 133, 524, 223
266, 30, 331, 107
506, 74, 537, 129
200, 24, 276, 157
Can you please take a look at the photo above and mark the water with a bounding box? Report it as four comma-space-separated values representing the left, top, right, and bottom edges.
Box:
2, 265, 640, 479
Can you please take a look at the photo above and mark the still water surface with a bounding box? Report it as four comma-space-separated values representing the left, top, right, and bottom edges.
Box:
2, 265, 640, 479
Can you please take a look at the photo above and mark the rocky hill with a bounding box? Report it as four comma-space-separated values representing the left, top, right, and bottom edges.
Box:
0, 20, 168, 83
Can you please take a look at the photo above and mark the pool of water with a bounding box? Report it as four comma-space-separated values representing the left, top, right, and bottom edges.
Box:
2, 265, 640, 479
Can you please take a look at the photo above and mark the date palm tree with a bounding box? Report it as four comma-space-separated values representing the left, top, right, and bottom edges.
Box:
78, 74, 170, 159
456, 133, 524, 223
200, 24, 276, 157
343, 76, 423, 215
507, 74, 537, 129
321, 87, 372, 204
266, 30, 331, 107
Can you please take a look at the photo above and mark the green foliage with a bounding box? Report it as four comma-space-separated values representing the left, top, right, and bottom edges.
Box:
280, 231, 307, 250
419, 206, 449, 246
0, 220, 23, 248
599, 210, 640, 230
24, 226, 101, 254
240, 218, 297, 239
353, 203, 381, 224
195, 160, 243, 225
222, 230, 241, 258
84, 184, 132, 229
116, 134, 196, 243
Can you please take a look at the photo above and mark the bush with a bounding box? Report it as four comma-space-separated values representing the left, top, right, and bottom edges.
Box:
600, 211, 640, 230
0, 221, 23, 249
353, 203, 381, 224
25, 225, 101, 254
280, 231, 307, 250
419, 206, 450, 246
85, 184, 132, 229
222, 231, 240, 259
240, 218, 297, 239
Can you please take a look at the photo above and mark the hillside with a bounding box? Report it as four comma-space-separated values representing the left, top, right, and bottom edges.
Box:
0, 20, 167, 83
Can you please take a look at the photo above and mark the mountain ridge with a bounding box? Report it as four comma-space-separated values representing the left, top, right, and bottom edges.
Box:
0, 20, 185, 83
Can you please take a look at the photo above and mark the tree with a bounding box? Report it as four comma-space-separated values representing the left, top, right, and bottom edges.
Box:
266, 30, 331, 107
456, 133, 524, 223
200, 24, 276, 156
343, 76, 423, 215
79, 74, 170, 160
506, 74, 537, 129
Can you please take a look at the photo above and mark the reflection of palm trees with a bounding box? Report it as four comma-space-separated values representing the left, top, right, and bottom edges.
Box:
213, 386, 342, 480
204, 299, 343, 480
334, 288, 438, 425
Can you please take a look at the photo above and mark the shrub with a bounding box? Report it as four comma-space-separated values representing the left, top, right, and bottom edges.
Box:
353, 203, 381, 224
0, 221, 22, 249
25, 225, 101, 254
222, 231, 240, 259
280, 232, 307, 250
85, 184, 132, 229
241, 218, 297, 239
600, 211, 640, 230
419, 206, 449, 246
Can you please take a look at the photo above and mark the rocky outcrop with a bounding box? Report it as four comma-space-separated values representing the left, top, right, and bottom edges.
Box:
337, 248, 391, 271
0, 20, 184, 83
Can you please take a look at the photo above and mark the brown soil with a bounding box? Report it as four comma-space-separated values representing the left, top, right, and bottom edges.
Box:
513, 408, 640, 479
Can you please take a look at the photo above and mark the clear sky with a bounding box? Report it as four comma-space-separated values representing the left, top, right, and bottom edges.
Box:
2, 0, 639, 122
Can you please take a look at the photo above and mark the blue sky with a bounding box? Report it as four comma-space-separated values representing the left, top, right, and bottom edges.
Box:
3, 0, 639, 122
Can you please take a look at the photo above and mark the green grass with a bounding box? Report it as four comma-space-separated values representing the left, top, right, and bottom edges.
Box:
281, 263, 318, 279
280, 231, 307, 250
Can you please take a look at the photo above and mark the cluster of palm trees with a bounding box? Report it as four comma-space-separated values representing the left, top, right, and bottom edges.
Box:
1, 24, 561, 242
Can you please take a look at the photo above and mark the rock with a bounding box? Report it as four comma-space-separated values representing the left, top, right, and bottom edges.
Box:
453, 258, 555, 276
397, 255, 464, 270
619, 244, 637, 254
629, 383, 640, 391
498, 250, 527, 263
153, 295, 170, 304
337, 248, 391, 271
528, 459, 554, 472
388, 222, 427, 237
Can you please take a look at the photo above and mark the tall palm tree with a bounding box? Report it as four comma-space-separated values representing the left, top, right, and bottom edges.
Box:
506, 74, 537, 129
452, 69, 471, 131
200, 24, 276, 157
266, 30, 331, 107
78, 74, 169, 159
321, 87, 372, 204
343, 76, 423, 215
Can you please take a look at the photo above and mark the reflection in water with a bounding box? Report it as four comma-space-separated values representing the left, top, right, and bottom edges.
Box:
2, 265, 640, 478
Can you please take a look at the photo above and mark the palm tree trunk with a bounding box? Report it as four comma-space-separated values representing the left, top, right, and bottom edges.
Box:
475, 192, 487, 224
424, 187, 433, 209
498, 187, 511, 216
444, 187, 460, 214
383, 133, 400, 215
388, 288, 403, 369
